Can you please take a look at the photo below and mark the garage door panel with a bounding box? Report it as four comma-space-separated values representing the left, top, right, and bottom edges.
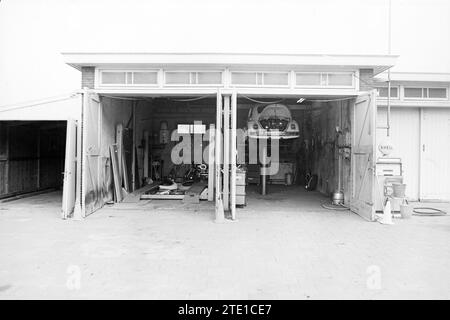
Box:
62, 119, 77, 219
350, 91, 377, 221
353, 155, 372, 203
376, 108, 420, 200
421, 108, 450, 200
82, 92, 104, 216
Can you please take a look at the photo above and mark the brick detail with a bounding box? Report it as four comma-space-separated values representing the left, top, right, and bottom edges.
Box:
81, 67, 95, 89
359, 68, 374, 92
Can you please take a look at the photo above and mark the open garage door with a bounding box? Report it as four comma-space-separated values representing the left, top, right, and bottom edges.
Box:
214, 92, 237, 220
215, 91, 224, 221
350, 91, 377, 221
215, 91, 238, 221
82, 92, 103, 217
62, 119, 77, 219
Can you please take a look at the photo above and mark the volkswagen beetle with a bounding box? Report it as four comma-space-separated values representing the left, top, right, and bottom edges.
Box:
247, 104, 299, 139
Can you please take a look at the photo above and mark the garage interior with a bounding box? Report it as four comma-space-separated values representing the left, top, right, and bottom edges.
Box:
84, 94, 355, 218
0, 121, 67, 202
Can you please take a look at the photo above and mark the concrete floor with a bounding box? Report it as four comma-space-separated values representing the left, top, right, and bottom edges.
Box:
0, 187, 449, 299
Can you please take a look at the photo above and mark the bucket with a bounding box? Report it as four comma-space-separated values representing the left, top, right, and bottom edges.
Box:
331, 191, 344, 205
392, 183, 406, 198
400, 203, 413, 219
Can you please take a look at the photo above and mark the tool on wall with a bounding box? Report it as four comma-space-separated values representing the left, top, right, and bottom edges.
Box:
159, 121, 169, 144
305, 172, 318, 191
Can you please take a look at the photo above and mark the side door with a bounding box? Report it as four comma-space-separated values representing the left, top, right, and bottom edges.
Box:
61, 119, 77, 219
420, 108, 450, 201
350, 90, 377, 221
82, 92, 103, 217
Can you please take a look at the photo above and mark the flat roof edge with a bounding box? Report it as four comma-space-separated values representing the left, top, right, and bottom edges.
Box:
61, 52, 398, 73
61, 51, 399, 57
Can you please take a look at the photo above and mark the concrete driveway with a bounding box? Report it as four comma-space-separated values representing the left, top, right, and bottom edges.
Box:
0, 189, 449, 299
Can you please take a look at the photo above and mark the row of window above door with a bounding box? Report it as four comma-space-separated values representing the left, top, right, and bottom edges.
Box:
98, 69, 355, 88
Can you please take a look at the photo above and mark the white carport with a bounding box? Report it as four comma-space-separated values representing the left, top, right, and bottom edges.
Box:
0, 93, 83, 218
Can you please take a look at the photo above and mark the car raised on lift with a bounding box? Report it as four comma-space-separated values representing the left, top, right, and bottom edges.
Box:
247, 104, 300, 139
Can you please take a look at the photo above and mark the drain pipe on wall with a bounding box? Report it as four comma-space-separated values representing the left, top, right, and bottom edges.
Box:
337, 100, 342, 193
378, 0, 393, 136
387, 70, 391, 137
386, 0, 392, 137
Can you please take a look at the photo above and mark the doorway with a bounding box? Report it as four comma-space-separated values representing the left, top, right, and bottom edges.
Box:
0, 121, 67, 209
420, 108, 450, 200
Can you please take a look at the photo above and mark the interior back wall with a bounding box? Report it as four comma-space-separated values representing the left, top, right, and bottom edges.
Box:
136, 99, 216, 178
0, 121, 66, 198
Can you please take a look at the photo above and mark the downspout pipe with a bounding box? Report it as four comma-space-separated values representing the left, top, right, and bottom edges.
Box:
386, 0, 392, 137
387, 69, 391, 137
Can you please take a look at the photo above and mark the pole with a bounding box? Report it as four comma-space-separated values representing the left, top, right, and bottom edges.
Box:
230, 91, 237, 220
261, 145, 267, 196
132, 101, 137, 190
387, 0, 392, 137
215, 90, 224, 222
223, 95, 230, 211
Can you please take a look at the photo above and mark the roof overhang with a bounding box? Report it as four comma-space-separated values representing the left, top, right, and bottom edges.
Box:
375, 72, 450, 83
62, 52, 398, 75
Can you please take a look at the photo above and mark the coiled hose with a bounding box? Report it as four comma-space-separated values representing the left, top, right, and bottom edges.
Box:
413, 207, 447, 216
320, 203, 447, 216
321, 202, 350, 211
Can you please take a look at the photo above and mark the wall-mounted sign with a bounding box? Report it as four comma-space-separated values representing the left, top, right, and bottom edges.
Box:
378, 142, 393, 156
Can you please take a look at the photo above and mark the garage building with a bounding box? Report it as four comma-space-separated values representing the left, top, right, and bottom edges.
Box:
1, 53, 449, 222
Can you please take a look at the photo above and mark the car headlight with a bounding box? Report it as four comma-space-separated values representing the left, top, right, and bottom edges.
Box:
253, 124, 259, 130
